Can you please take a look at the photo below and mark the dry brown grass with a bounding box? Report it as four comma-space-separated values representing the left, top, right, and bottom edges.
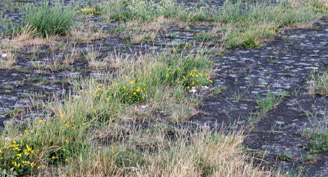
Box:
0, 26, 55, 50
36, 48, 276, 177
308, 72, 328, 96
129, 31, 158, 44
0, 50, 16, 69
70, 26, 106, 44
135, 132, 269, 177
60, 127, 275, 177
126, 16, 181, 32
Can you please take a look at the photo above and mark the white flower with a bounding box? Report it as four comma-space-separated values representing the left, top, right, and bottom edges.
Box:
189, 87, 197, 93
141, 105, 148, 109
1, 53, 7, 58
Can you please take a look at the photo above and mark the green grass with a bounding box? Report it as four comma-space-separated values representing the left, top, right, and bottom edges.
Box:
0, 0, 327, 176
0, 49, 215, 175
1, 108, 23, 117
0, 117, 274, 176
309, 71, 328, 96
256, 91, 280, 117
305, 129, 328, 154
0, 49, 280, 176
8, 1, 77, 37
102, 0, 214, 23
247, 91, 280, 127
218, 0, 323, 49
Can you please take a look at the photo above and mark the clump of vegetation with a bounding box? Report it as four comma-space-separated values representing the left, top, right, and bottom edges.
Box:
0, 117, 274, 176
241, 36, 260, 49
152, 54, 213, 88
219, 0, 321, 49
0, 48, 272, 175
78, 5, 102, 16
103, 0, 213, 22
0, 0, 327, 176
17, 2, 76, 37
305, 129, 328, 154
0, 138, 39, 176
88, 51, 212, 106
309, 72, 328, 96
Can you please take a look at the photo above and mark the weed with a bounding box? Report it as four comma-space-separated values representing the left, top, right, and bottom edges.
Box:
256, 91, 279, 117
309, 71, 328, 96
278, 93, 291, 99
103, 0, 213, 23
301, 154, 317, 164
277, 152, 292, 161
212, 86, 225, 96
282, 73, 295, 77
1, 108, 24, 117
219, 0, 317, 49
29, 77, 48, 84
17, 2, 76, 37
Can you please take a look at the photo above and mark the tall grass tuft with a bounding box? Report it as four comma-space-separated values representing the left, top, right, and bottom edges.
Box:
18, 2, 76, 37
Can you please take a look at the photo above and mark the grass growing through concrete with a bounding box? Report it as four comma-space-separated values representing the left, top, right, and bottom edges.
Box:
247, 91, 281, 128
303, 111, 328, 155
1, 0, 327, 51
0, 50, 276, 176
0, 0, 327, 176
102, 0, 214, 23
309, 71, 328, 96
306, 129, 328, 154
20, 2, 76, 37
218, 0, 326, 49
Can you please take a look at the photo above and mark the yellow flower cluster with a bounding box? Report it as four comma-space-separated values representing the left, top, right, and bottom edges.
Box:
85, 77, 147, 104
313, 6, 328, 13
242, 37, 260, 49
165, 66, 212, 88
95, 76, 147, 104
0, 139, 43, 175
78, 8, 96, 15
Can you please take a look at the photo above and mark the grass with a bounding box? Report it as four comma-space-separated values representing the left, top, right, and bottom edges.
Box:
218, 0, 324, 49
0, 0, 327, 176
0, 50, 16, 69
0, 118, 275, 176
0, 49, 278, 176
16, 2, 77, 37
247, 91, 281, 127
102, 0, 214, 23
304, 111, 328, 154
305, 127, 328, 154
256, 91, 280, 118
309, 71, 328, 96
0, 0, 326, 50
